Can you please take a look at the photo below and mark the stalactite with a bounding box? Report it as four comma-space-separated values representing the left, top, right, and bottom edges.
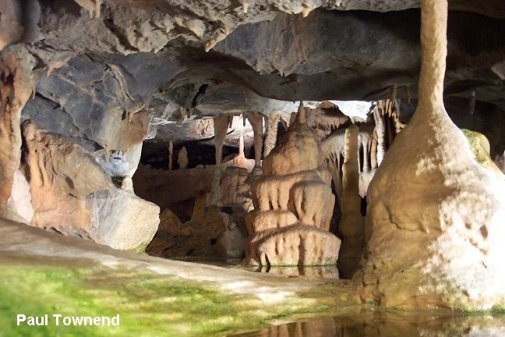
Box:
208, 115, 230, 207
246, 112, 264, 168
213, 115, 229, 166
205, 25, 230, 52
370, 132, 378, 170
373, 108, 385, 166
264, 113, 280, 158
321, 130, 345, 204
177, 147, 188, 169
168, 141, 173, 170
338, 125, 363, 278
289, 111, 296, 126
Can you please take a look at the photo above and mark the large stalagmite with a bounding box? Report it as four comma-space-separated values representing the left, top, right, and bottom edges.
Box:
357, 0, 505, 309
245, 103, 341, 267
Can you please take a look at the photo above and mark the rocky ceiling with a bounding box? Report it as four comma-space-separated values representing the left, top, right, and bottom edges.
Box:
1, 0, 505, 151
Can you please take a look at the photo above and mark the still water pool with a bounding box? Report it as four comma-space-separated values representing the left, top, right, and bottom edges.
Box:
228, 311, 505, 337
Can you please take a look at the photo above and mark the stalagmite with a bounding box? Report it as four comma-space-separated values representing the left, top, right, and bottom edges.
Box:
263, 113, 280, 158
338, 125, 364, 278
0, 53, 32, 213
177, 147, 188, 169
245, 102, 340, 267
358, 0, 505, 310
246, 112, 264, 167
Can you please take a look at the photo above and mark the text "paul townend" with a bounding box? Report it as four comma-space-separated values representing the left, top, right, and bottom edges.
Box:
16, 314, 120, 327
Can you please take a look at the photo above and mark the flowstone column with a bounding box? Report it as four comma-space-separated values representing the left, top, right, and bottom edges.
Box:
244, 103, 341, 267
0, 52, 33, 213
338, 125, 364, 278
358, 0, 505, 310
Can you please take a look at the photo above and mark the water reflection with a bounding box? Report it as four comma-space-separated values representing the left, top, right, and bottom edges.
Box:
229, 312, 505, 337
170, 258, 339, 279
247, 265, 339, 279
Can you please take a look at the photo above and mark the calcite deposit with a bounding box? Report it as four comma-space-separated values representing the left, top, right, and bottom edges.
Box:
245, 103, 341, 267
21, 121, 159, 250
357, 0, 505, 310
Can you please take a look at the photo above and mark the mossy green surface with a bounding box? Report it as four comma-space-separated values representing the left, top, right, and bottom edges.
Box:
0, 264, 351, 337
462, 128, 503, 175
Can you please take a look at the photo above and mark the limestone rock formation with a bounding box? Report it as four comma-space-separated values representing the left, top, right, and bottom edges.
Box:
357, 0, 505, 310
177, 146, 189, 169
245, 103, 340, 267
0, 52, 32, 213
22, 121, 159, 250
88, 189, 159, 251
263, 113, 280, 158
148, 192, 242, 259
0, 1, 24, 51
338, 125, 365, 278
4, 170, 34, 224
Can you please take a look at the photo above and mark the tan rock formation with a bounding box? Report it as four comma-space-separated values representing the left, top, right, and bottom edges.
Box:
357, 0, 505, 310
0, 1, 24, 51
230, 134, 254, 171
133, 164, 217, 213
338, 125, 364, 278
220, 166, 253, 213
88, 189, 159, 251
177, 146, 189, 169
168, 141, 173, 170
321, 125, 376, 202
208, 115, 231, 206
245, 112, 264, 167
255, 224, 341, 267
23, 121, 159, 250
245, 103, 340, 267
213, 115, 230, 166
263, 113, 280, 157
0, 53, 32, 212
4, 170, 34, 224
149, 192, 234, 258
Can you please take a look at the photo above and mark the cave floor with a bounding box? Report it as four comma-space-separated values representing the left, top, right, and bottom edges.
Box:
2, 220, 505, 337
0, 219, 359, 337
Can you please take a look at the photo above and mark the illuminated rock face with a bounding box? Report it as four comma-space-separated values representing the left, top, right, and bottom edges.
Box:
357, 0, 505, 310
22, 121, 160, 250
245, 104, 341, 267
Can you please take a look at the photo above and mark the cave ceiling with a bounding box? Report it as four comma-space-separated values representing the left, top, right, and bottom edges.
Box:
2, 0, 505, 148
